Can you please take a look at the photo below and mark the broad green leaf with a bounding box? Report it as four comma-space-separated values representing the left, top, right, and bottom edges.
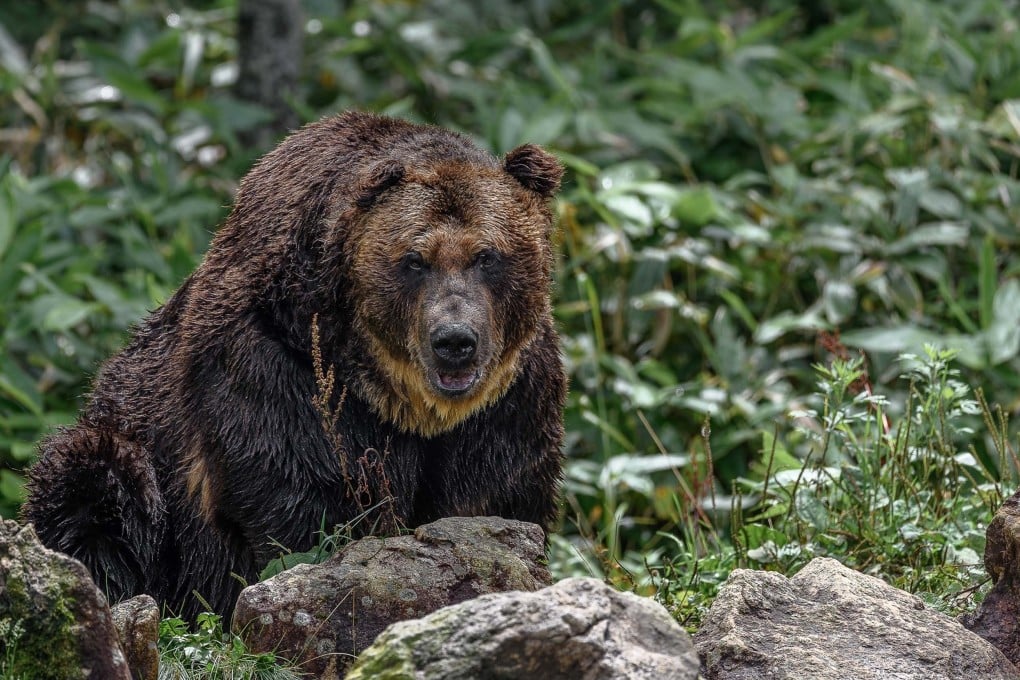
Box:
153, 196, 223, 227
840, 325, 941, 355
0, 357, 42, 416
630, 290, 677, 311
718, 289, 758, 332
672, 188, 720, 227
0, 411, 74, 429
79, 275, 149, 328
0, 471, 25, 505
259, 548, 325, 581
603, 453, 690, 476
918, 189, 961, 219
0, 183, 12, 261
597, 161, 659, 190
758, 430, 801, 472
740, 524, 789, 551
42, 299, 101, 332
203, 97, 274, 135
580, 409, 634, 451
8, 442, 38, 462
105, 70, 165, 110
556, 151, 600, 177
69, 204, 124, 229
886, 222, 969, 255
498, 108, 525, 154
795, 224, 876, 254
635, 358, 677, 387
986, 100, 1020, 140
755, 309, 827, 344
822, 280, 857, 324
979, 237, 997, 329
604, 194, 653, 231
858, 112, 907, 136
988, 280, 1020, 364
521, 109, 570, 146
899, 252, 948, 282
611, 377, 659, 408
843, 326, 987, 368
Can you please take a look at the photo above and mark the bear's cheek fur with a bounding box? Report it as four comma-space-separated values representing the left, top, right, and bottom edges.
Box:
490, 248, 549, 350
355, 272, 420, 362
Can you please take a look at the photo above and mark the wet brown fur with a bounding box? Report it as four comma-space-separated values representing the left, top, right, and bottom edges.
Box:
22, 112, 567, 620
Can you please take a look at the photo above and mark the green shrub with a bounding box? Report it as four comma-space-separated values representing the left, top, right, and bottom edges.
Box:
619, 346, 1013, 630
2, 0, 1018, 630
158, 613, 302, 680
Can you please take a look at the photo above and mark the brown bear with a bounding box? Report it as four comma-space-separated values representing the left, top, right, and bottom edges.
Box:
22, 111, 566, 620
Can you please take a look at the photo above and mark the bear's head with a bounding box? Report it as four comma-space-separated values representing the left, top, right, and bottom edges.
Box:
198, 113, 563, 438
344, 142, 563, 436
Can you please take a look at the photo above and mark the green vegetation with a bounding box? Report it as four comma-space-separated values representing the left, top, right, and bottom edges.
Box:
0, 618, 25, 680
642, 344, 1014, 629
159, 613, 302, 679
2, 0, 1020, 662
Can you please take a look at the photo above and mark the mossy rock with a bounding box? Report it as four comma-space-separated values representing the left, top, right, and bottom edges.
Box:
0, 519, 130, 679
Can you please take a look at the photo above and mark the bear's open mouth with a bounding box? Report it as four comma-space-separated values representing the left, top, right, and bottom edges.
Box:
433, 369, 480, 396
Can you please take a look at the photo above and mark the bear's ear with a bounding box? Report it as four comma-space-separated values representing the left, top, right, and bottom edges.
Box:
503, 144, 563, 198
355, 160, 405, 209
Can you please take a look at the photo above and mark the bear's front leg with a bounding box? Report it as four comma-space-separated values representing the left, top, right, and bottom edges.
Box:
22, 424, 166, 604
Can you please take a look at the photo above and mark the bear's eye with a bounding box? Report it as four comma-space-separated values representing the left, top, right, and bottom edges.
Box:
402, 252, 426, 271
474, 250, 500, 270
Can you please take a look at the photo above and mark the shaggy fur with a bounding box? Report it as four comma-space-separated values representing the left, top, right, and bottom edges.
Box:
22, 112, 566, 620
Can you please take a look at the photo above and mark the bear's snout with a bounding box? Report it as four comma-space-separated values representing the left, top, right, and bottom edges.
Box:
430, 324, 478, 367
427, 322, 482, 396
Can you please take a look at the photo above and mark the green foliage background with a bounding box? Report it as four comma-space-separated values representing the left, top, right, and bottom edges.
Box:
2, 0, 1020, 622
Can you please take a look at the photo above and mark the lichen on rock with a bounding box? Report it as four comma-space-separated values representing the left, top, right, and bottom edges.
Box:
111, 594, 160, 680
345, 577, 700, 680
233, 516, 552, 678
0, 519, 130, 679
695, 557, 1020, 680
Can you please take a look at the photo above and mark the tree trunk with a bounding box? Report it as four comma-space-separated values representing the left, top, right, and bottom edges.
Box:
235, 0, 303, 148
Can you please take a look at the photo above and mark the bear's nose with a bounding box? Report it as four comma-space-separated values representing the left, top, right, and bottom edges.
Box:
430, 324, 478, 367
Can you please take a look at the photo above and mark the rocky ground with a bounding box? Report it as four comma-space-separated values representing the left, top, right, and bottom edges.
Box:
6, 494, 1020, 679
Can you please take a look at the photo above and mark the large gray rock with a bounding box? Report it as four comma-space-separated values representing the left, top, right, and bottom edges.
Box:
0, 519, 130, 679
695, 557, 1020, 680
111, 594, 160, 680
233, 516, 551, 678
960, 488, 1020, 664
345, 577, 700, 679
